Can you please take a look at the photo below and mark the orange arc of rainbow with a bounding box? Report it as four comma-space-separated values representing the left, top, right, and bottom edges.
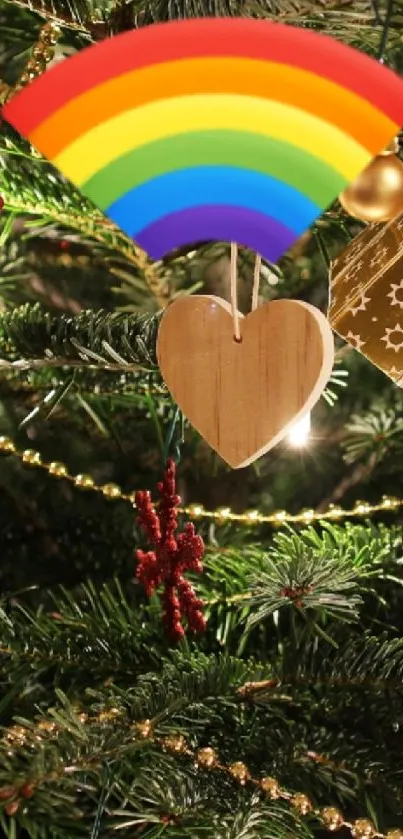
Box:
30, 57, 398, 161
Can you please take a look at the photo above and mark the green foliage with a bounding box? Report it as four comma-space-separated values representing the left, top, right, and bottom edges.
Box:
1, 521, 403, 837
343, 404, 403, 470
0, 304, 161, 369
1, 0, 403, 837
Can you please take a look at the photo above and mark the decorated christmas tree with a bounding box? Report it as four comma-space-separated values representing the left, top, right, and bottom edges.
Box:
1, 1, 403, 837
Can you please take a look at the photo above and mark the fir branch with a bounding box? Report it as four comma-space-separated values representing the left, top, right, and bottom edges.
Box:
0, 366, 166, 397
2, 0, 116, 34
343, 406, 403, 467
0, 579, 163, 688
245, 544, 363, 634
202, 524, 392, 634
0, 304, 161, 370
0, 137, 167, 308
119, 652, 251, 725
294, 633, 403, 693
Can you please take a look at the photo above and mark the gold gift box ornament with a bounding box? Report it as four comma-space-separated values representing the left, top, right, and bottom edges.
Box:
329, 213, 403, 387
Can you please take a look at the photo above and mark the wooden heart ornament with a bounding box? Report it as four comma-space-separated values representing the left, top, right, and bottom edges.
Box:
157, 295, 334, 468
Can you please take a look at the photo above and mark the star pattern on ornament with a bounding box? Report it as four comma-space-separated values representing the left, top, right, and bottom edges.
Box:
388, 280, 403, 309
345, 238, 363, 259
388, 366, 403, 387
369, 247, 389, 268
342, 260, 364, 284
349, 291, 371, 317
381, 323, 403, 353
346, 331, 365, 351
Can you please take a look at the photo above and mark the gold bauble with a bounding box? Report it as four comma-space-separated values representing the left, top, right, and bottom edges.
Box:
196, 747, 217, 768
351, 819, 376, 839
321, 807, 344, 831
48, 461, 68, 477
101, 483, 122, 499
386, 831, 403, 839
228, 762, 250, 785
22, 449, 41, 465
74, 474, 95, 489
260, 777, 281, 799
291, 793, 313, 815
0, 436, 15, 453
339, 154, 403, 223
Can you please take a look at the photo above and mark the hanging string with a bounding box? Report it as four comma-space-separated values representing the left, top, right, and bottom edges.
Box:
230, 242, 242, 342
251, 254, 261, 312
230, 246, 262, 338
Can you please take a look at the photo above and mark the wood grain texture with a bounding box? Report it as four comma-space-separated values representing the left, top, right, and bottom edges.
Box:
157, 295, 334, 468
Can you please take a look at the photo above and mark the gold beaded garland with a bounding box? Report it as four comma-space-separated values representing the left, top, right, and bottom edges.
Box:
1, 434, 403, 528
260, 777, 281, 798
4, 725, 27, 746
321, 807, 344, 831
101, 483, 122, 499
48, 461, 68, 477
196, 747, 217, 768
14, 20, 61, 92
164, 734, 187, 753
98, 708, 121, 722
291, 793, 313, 815
352, 819, 376, 839
37, 720, 57, 733
22, 449, 41, 465
18, 72, 30, 86
0, 436, 15, 452
41, 21, 61, 45
135, 720, 152, 739
74, 474, 95, 489
0, 705, 401, 839
228, 762, 250, 785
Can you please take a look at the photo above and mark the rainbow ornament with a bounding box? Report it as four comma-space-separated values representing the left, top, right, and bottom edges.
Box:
3, 18, 403, 264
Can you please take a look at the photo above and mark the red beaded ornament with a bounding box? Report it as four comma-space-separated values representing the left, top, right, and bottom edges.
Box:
135, 459, 206, 641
